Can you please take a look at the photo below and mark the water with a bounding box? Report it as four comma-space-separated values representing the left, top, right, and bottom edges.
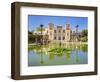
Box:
28, 43, 88, 66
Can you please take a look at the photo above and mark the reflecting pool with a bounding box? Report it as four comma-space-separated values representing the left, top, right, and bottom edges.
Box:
28, 43, 88, 66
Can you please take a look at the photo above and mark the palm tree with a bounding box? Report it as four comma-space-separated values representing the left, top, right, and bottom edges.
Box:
40, 24, 44, 45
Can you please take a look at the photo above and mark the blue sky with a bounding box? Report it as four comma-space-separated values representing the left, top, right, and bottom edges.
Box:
28, 15, 88, 32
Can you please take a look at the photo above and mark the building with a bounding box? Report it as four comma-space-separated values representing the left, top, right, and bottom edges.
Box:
32, 23, 80, 43
47, 23, 71, 42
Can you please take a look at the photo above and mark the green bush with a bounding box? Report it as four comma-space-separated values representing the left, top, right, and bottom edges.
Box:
81, 36, 87, 42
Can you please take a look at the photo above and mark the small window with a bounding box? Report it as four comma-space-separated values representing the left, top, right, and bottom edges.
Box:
54, 30, 56, 33
50, 32, 52, 36
63, 36, 65, 40
54, 37, 56, 40
59, 30, 61, 33
59, 36, 61, 40
67, 33, 69, 36
50, 27, 53, 30
63, 30, 65, 33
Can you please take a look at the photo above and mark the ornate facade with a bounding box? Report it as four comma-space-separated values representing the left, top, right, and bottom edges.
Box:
47, 23, 71, 42
33, 23, 79, 43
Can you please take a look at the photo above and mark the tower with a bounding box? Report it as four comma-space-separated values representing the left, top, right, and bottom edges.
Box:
65, 17, 71, 42
48, 23, 54, 41
57, 26, 63, 41
66, 24, 71, 42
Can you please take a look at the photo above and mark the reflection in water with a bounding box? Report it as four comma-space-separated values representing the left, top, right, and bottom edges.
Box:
49, 52, 55, 60
28, 43, 88, 66
40, 53, 44, 64
75, 50, 79, 63
65, 51, 71, 60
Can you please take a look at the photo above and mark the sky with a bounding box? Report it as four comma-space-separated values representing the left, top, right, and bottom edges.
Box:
28, 15, 88, 32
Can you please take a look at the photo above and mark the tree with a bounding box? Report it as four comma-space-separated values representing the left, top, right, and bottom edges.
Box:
81, 29, 88, 42
28, 30, 32, 34
81, 29, 88, 37
36, 24, 45, 32
28, 24, 47, 44
28, 34, 35, 43
80, 36, 87, 42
